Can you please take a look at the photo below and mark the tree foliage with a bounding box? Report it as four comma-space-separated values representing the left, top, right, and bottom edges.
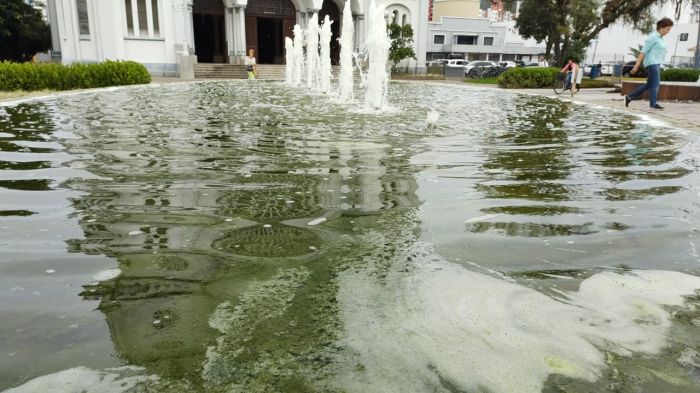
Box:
387, 23, 416, 70
629, 44, 643, 58
505, 0, 690, 66
0, 0, 51, 62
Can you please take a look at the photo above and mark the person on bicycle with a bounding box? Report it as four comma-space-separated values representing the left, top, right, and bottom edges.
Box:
560, 58, 579, 93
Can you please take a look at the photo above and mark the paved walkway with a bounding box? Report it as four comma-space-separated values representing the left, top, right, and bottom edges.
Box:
477, 85, 700, 133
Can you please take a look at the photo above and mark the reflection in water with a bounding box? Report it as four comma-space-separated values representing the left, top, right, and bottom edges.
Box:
51, 82, 423, 390
2, 82, 700, 392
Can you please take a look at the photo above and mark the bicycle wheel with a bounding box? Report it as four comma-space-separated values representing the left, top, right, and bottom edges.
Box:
553, 78, 566, 94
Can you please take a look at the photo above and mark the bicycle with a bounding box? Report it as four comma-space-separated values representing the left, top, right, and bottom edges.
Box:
467, 66, 506, 79
553, 71, 579, 96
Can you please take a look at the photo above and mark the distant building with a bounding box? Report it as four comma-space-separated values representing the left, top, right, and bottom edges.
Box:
427, 16, 544, 62
431, 0, 481, 21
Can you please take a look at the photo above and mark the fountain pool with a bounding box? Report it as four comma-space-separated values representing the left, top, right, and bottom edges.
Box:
2, 81, 700, 392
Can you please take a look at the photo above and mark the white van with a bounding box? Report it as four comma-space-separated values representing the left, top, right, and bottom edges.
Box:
445, 59, 467, 67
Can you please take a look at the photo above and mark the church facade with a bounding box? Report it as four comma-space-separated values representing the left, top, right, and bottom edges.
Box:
46, 0, 428, 77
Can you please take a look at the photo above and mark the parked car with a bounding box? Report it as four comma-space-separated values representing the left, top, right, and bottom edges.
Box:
498, 61, 517, 68
464, 61, 498, 74
426, 59, 449, 67
445, 59, 467, 67
599, 62, 614, 76
522, 61, 542, 67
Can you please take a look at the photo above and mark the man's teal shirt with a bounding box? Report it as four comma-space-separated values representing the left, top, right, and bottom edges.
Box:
641, 31, 666, 68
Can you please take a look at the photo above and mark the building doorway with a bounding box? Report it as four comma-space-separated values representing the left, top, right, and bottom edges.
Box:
257, 18, 284, 64
246, 0, 295, 64
193, 0, 227, 63
319, 0, 340, 65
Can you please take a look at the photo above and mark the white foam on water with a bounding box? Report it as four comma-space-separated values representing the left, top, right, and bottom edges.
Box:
93, 268, 121, 282
632, 113, 674, 129
334, 242, 700, 393
307, 217, 327, 226
464, 213, 502, 223
4, 366, 157, 393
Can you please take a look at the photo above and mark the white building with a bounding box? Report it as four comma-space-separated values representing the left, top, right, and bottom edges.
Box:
46, 0, 428, 77
427, 16, 544, 62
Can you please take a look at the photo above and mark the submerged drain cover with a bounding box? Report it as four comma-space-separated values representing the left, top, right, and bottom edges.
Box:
213, 224, 321, 257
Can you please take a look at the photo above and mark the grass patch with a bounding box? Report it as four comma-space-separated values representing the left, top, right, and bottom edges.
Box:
463, 77, 499, 84
579, 79, 613, 88
0, 89, 55, 101
392, 73, 445, 80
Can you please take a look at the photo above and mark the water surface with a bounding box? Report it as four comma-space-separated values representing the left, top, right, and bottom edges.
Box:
2, 81, 700, 392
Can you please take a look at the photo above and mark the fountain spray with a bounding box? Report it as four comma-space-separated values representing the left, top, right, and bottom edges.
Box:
364, 0, 390, 110
292, 24, 305, 86
319, 16, 333, 94
337, 0, 355, 102
284, 37, 294, 84
305, 14, 320, 91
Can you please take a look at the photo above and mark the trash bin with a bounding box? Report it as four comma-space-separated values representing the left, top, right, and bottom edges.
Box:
445, 66, 465, 77
613, 64, 622, 77
590, 66, 598, 79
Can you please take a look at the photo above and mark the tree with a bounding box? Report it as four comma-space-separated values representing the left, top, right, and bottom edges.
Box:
505, 0, 690, 66
0, 0, 51, 62
629, 44, 643, 58
387, 23, 416, 71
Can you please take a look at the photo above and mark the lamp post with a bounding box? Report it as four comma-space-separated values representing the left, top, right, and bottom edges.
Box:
673, 32, 680, 65
695, 2, 700, 68
590, 37, 598, 64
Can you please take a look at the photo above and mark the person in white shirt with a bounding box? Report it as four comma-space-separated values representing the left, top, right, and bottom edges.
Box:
245, 49, 257, 79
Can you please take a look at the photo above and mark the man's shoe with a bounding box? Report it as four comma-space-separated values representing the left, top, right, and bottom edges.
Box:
652, 104, 664, 110
624, 95, 631, 107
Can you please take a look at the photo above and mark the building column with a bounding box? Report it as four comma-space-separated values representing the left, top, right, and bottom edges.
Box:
47, 0, 62, 59
233, 6, 247, 64
187, 1, 196, 55
174, 0, 196, 78
226, 7, 235, 63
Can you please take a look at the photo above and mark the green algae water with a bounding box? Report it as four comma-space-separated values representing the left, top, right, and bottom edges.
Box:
2, 81, 700, 392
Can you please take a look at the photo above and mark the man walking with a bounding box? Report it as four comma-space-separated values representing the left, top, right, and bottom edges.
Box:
625, 17, 674, 110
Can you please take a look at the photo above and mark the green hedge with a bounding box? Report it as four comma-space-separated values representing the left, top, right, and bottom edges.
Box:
661, 68, 700, 82
497, 67, 560, 88
580, 78, 613, 88
0, 60, 151, 91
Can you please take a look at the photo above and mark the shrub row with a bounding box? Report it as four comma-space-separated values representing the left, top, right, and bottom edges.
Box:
661, 68, 700, 82
0, 60, 151, 91
497, 67, 559, 88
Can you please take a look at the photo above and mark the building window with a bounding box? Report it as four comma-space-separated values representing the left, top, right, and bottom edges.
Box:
483, 36, 494, 46
434, 34, 445, 44
137, 0, 148, 35
125, 0, 161, 38
125, 0, 134, 35
151, 0, 160, 36
402, 14, 407, 26
456, 35, 477, 45
76, 0, 90, 36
